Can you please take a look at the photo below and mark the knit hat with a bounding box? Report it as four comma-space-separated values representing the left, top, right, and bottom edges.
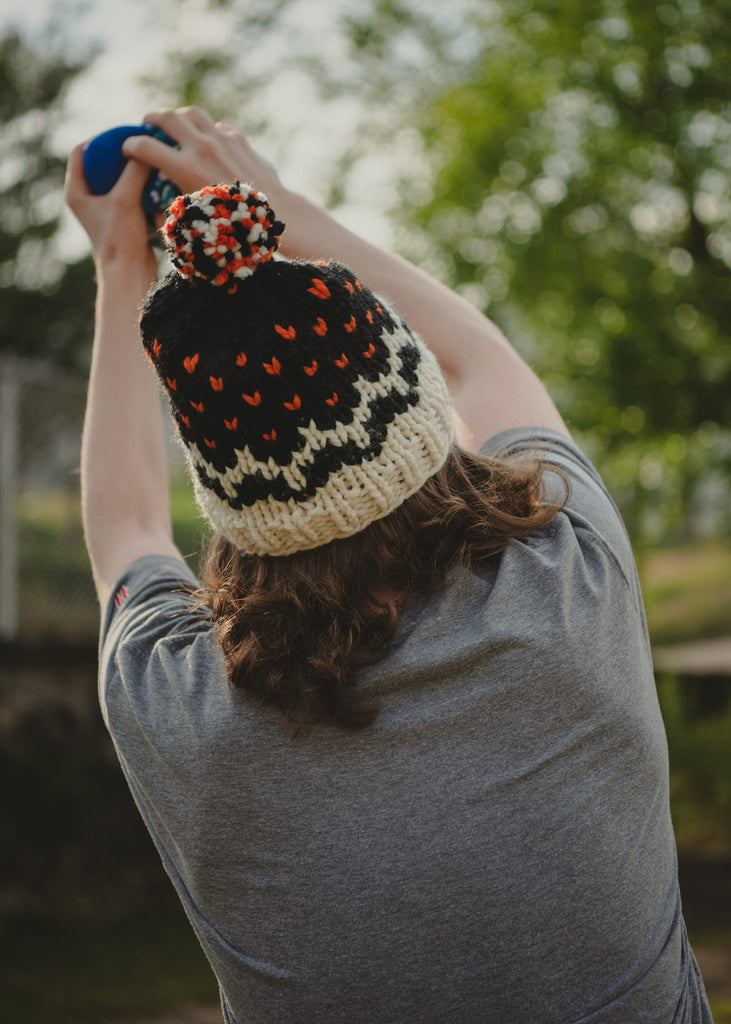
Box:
140, 181, 454, 556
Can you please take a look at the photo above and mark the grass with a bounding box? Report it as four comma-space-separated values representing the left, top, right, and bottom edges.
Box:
639, 542, 731, 646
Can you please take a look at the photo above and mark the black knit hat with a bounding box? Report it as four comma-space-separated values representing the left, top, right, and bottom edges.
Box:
140, 181, 454, 555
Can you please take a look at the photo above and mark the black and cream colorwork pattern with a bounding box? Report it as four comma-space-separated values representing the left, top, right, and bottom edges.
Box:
140, 186, 454, 556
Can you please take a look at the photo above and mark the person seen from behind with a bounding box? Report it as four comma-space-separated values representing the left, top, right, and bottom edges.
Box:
64, 106, 714, 1023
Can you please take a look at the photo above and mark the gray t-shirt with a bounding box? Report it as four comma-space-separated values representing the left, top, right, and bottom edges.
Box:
99, 428, 713, 1024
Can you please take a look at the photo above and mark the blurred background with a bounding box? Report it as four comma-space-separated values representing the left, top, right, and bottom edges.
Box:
0, 0, 729, 1020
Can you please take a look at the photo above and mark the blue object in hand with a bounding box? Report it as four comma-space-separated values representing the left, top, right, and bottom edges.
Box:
82, 124, 181, 214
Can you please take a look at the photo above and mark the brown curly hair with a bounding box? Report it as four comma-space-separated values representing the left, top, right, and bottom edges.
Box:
196, 445, 567, 731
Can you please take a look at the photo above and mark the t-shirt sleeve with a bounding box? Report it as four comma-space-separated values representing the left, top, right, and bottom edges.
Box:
100, 553, 202, 650
480, 427, 641, 604
98, 554, 213, 731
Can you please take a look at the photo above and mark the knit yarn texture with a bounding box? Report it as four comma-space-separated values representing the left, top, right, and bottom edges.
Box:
140, 183, 454, 556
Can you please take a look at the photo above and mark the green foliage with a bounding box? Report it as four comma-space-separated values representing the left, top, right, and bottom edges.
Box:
156, 0, 731, 541
0, 28, 96, 370
394, 0, 731, 538
170, 469, 212, 565
414, 1, 731, 427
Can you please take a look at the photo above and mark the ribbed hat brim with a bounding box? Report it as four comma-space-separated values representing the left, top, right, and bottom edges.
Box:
186, 316, 454, 555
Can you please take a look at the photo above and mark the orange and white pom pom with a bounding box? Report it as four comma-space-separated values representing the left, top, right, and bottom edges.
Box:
163, 182, 285, 286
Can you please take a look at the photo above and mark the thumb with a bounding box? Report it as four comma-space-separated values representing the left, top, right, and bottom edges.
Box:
64, 143, 92, 211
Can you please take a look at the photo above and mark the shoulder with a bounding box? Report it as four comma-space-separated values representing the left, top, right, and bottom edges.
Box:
100, 553, 204, 648
480, 427, 642, 604
98, 554, 222, 733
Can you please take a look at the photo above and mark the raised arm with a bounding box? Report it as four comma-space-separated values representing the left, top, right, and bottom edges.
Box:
64, 147, 182, 607
123, 107, 568, 452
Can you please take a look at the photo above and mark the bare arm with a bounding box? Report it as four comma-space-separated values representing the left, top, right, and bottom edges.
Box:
123, 107, 569, 452
64, 147, 182, 607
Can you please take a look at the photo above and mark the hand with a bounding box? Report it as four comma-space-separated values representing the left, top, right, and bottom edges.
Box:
64, 144, 157, 279
121, 106, 284, 205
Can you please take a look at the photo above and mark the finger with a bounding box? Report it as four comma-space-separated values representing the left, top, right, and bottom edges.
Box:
125, 136, 207, 200
142, 108, 200, 146
142, 105, 217, 143
64, 143, 91, 207
178, 105, 218, 133
122, 133, 183, 174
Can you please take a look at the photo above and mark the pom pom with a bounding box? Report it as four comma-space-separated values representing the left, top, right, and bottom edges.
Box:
162, 181, 285, 286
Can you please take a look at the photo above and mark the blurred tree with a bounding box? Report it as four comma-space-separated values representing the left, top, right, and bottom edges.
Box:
392, 0, 731, 538
0, 28, 96, 370
140, 0, 294, 130
393, 0, 728, 540
305, 0, 731, 538
148, 0, 731, 537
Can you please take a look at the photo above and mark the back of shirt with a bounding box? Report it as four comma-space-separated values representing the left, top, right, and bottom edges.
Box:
99, 429, 713, 1024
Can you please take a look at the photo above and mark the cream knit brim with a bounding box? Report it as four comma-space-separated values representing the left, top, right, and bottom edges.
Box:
185, 319, 454, 556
